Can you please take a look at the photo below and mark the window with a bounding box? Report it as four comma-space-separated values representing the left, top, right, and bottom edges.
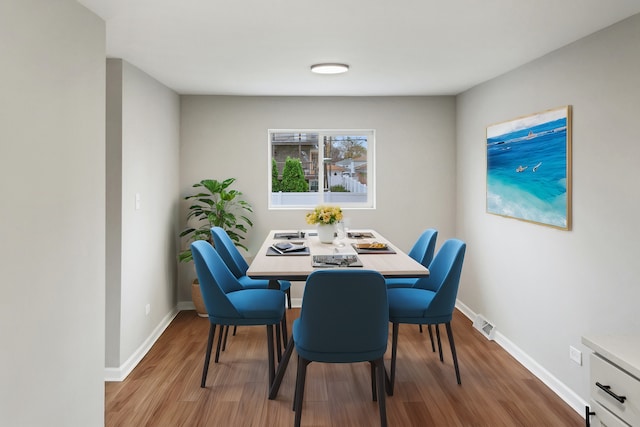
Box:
269, 129, 375, 209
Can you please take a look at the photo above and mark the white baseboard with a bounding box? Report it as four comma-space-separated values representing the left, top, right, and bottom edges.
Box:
104, 307, 179, 382
455, 300, 587, 416
177, 300, 195, 311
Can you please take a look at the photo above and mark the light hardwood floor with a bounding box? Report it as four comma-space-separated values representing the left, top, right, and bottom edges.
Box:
105, 309, 584, 426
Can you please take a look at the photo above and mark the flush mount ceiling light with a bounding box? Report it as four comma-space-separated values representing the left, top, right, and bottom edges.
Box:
310, 63, 349, 74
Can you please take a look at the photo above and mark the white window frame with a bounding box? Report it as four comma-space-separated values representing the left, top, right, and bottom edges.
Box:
268, 129, 376, 210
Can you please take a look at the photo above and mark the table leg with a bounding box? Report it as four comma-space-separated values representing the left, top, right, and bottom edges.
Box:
268, 338, 294, 400
268, 279, 281, 290
266, 325, 275, 387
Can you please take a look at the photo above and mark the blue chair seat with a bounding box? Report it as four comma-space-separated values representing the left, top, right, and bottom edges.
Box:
226, 289, 285, 323
388, 288, 435, 319
238, 275, 291, 292
294, 324, 388, 364
385, 277, 419, 289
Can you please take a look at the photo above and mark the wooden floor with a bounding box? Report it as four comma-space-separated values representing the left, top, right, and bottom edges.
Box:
105, 309, 584, 426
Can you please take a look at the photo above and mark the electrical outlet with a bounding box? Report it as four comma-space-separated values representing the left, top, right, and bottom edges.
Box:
145, 304, 151, 315
569, 346, 582, 365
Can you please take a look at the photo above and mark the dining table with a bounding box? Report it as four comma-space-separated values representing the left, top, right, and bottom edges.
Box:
247, 228, 430, 282
246, 228, 430, 399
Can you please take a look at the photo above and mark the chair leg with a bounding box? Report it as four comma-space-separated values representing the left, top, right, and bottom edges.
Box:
214, 323, 225, 363
292, 355, 299, 411
293, 356, 310, 427
276, 323, 282, 363
427, 324, 436, 352
233, 325, 237, 336
266, 325, 276, 388
388, 322, 399, 396
281, 309, 288, 348
374, 357, 388, 427
201, 324, 216, 388
286, 288, 292, 309
221, 325, 230, 351
370, 361, 377, 401
435, 324, 444, 362
445, 322, 462, 385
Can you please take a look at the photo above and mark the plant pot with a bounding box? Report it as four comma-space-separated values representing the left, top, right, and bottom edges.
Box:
191, 279, 208, 317
317, 223, 336, 243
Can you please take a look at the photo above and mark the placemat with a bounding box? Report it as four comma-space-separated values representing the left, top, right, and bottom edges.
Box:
351, 243, 396, 254
347, 231, 375, 239
312, 254, 363, 267
274, 232, 306, 239
266, 246, 310, 256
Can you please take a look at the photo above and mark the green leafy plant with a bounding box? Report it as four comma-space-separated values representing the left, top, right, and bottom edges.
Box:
179, 178, 253, 263
280, 156, 308, 192
271, 158, 281, 192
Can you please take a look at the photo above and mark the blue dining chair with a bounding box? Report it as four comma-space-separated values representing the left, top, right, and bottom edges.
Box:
292, 270, 389, 427
387, 238, 466, 394
211, 226, 292, 308
385, 228, 438, 345
385, 228, 438, 289
191, 240, 286, 389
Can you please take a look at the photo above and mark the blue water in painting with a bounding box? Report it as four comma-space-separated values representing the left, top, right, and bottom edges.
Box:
487, 117, 567, 227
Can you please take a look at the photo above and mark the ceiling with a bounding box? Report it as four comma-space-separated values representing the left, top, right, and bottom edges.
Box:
78, 0, 640, 96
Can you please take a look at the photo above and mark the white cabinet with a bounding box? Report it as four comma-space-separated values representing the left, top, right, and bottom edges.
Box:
583, 336, 640, 426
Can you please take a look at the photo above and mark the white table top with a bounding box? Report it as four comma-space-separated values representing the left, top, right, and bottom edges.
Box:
582, 335, 640, 380
246, 229, 430, 281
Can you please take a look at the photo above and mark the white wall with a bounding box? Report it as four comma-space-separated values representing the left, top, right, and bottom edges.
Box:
179, 96, 457, 302
106, 59, 123, 369
0, 1, 106, 425
456, 13, 640, 409
105, 59, 181, 375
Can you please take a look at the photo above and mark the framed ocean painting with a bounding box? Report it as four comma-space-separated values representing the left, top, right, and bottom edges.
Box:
486, 106, 572, 230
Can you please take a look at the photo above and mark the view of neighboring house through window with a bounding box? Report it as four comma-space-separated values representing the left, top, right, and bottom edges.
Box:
269, 130, 375, 209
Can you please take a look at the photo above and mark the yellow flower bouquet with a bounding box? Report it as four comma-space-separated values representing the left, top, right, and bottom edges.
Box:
305, 205, 343, 225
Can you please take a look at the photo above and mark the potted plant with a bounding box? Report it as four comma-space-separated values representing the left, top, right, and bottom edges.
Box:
179, 178, 254, 316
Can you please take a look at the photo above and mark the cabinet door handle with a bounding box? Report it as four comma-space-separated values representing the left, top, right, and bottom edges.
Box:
585, 405, 595, 427
596, 382, 627, 403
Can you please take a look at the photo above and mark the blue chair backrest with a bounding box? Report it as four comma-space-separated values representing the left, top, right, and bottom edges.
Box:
191, 240, 244, 319
408, 228, 438, 267
211, 226, 249, 278
414, 238, 464, 292
417, 239, 466, 319
296, 270, 388, 357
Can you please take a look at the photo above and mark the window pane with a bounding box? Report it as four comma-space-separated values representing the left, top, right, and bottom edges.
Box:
269, 129, 374, 209
322, 134, 369, 205
271, 132, 319, 207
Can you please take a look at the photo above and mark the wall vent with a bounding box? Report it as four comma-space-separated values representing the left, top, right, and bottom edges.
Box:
473, 314, 496, 340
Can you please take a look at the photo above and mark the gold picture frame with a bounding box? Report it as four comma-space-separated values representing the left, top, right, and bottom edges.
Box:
486, 106, 572, 230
